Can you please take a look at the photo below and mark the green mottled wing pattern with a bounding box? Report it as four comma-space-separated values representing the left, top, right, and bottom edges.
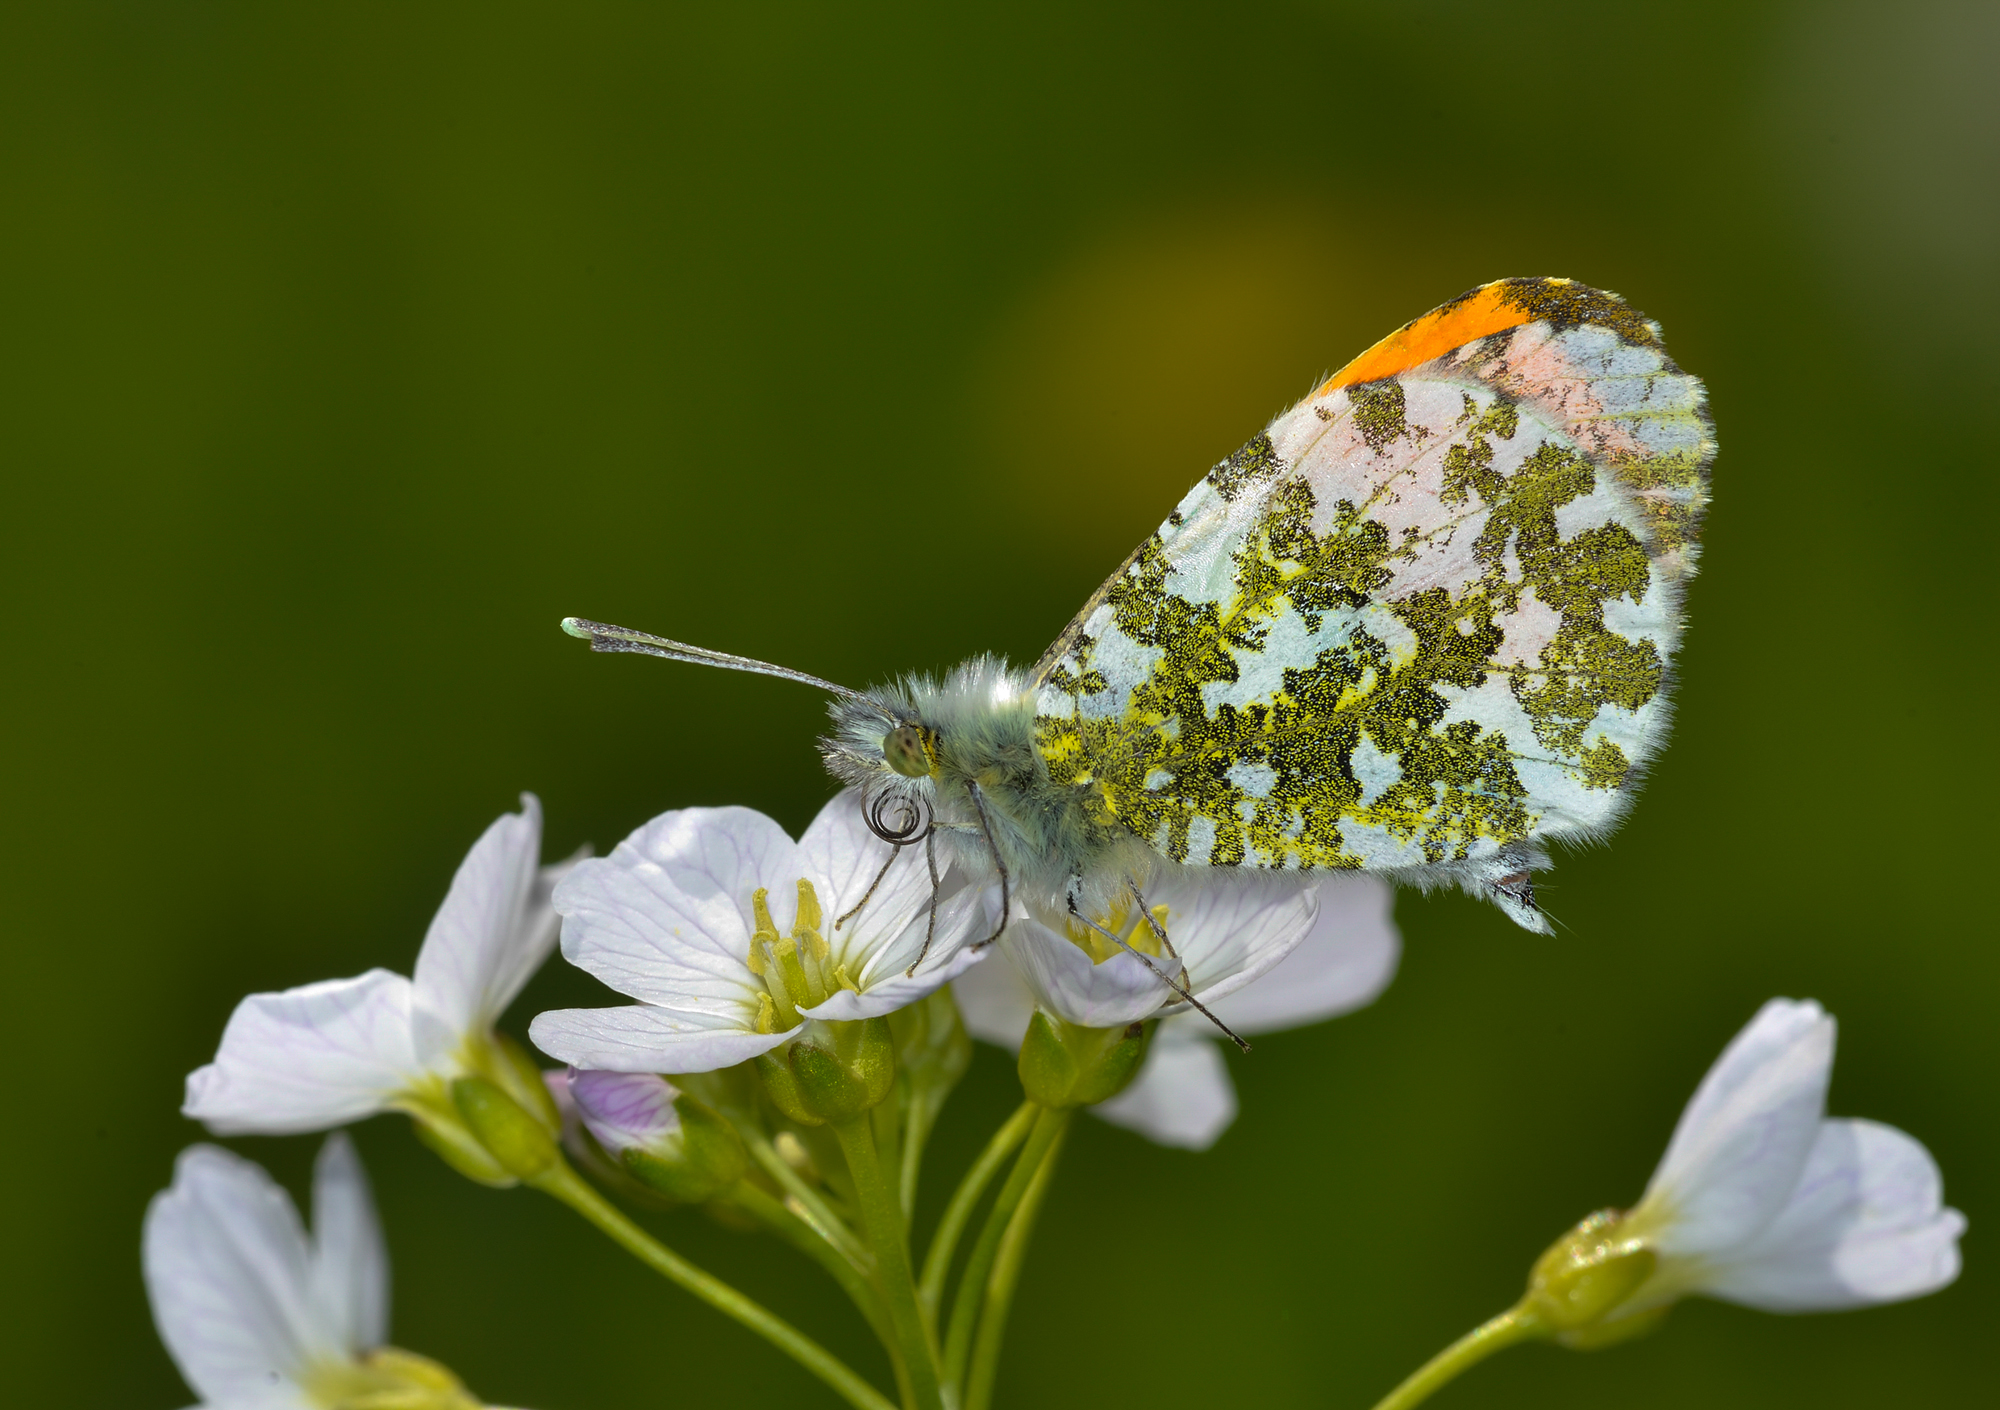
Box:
1030, 281, 1713, 903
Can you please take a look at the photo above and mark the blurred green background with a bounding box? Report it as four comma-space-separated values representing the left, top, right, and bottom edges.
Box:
4, 2, 1994, 1406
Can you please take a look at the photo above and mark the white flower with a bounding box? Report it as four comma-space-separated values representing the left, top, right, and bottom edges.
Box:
953, 874, 1399, 1147
184, 797, 572, 1138
529, 794, 986, 1074
144, 1134, 485, 1410
1602, 998, 1965, 1319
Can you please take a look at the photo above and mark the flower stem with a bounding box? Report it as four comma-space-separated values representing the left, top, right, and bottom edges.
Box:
1368, 1306, 1542, 1410
899, 1086, 944, 1221
918, 1099, 1036, 1326
961, 1116, 1066, 1410
941, 1105, 1070, 1396
720, 1180, 894, 1351
746, 1131, 871, 1266
531, 1159, 897, 1410
834, 1116, 946, 1410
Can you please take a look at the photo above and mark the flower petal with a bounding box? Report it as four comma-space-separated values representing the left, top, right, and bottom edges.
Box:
950, 946, 1037, 1049
308, 1133, 389, 1355
410, 796, 557, 1065
1093, 1032, 1239, 1150
553, 806, 796, 1010
1642, 999, 1835, 1255
847, 883, 989, 992
569, 1069, 681, 1156
1140, 872, 1319, 1009
1002, 916, 1184, 1029
797, 792, 939, 943
529, 1004, 797, 1074
1205, 875, 1398, 1035
183, 970, 419, 1136
1702, 1119, 1966, 1311
144, 1145, 334, 1408
803, 940, 990, 1022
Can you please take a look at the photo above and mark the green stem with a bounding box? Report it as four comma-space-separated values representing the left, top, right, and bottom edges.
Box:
834, 1116, 946, 1410
873, 1098, 904, 1219
918, 1100, 1035, 1325
941, 1106, 1069, 1395
720, 1180, 894, 1351
531, 1160, 897, 1410
962, 1118, 1066, 1410
1368, 1307, 1542, 1410
899, 1089, 941, 1222
746, 1131, 871, 1266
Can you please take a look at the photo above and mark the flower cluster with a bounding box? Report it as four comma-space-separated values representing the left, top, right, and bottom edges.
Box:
143, 788, 1968, 1410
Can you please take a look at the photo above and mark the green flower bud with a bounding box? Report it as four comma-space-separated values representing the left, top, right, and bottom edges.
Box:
1522, 1209, 1661, 1346
756, 1017, 897, 1125
1017, 1011, 1152, 1109
621, 1094, 750, 1203
891, 986, 973, 1106
408, 1107, 516, 1187
491, 1030, 562, 1132
305, 1347, 483, 1410
452, 1075, 558, 1181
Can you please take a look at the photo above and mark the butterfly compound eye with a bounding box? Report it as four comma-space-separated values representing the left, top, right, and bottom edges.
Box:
881, 725, 934, 779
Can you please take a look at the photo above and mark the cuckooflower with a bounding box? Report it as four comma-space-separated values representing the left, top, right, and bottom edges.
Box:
1369, 999, 1965, 1408
529, 795, 985, 1074
954, 874, 1398, 1146
183, 798, 574, 1176
1528, 998, 1966, 1342
144, 1134, 493, 1410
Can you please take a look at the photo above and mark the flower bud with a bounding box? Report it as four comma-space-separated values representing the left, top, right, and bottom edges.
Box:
305, 1347, 483, 1410
569, 1068, 748, 1203
1017, 1011, 1152, 1109
404, 1102, 515, 1187
891, 985, 973, 1105
756, 1017, 896, 1125
491, 1030, 563, 1132
1521, 1209, 1661, 1347
452, 1075, 558, 1181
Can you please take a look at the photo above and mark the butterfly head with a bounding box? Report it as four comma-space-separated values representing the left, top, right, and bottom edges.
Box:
880, 722, 940, 779
820, 687, 933, 794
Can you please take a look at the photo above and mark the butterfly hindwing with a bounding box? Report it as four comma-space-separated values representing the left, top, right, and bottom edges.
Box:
1030, 278, 1713, 913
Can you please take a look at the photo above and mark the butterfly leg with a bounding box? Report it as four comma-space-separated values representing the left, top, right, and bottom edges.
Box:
1126, 878, 1180, 962
900, 829, 946, 978
1066, 877, 1250, 1053
965, 781, 1011, 947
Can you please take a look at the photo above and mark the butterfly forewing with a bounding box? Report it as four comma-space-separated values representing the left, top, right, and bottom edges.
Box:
1030, 278, 1713, 881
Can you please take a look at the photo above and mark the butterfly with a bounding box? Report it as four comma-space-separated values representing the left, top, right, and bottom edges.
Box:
566, 276, 1713, 984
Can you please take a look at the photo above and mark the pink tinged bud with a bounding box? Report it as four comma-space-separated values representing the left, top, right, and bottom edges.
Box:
569, 1068, 683, 1156
569, 1067, 747, 1202
542, 1067, 576, 1121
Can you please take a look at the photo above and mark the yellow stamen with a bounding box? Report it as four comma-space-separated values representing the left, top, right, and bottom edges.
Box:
748, 886, 781, 977
794, 877, 824, 938
1065, 896, 1131, 964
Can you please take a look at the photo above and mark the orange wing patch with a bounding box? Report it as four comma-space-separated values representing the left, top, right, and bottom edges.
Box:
1317, 277, 1662, 395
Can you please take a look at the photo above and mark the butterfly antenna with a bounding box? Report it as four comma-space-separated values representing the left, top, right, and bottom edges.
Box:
560, 617, 871, 703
